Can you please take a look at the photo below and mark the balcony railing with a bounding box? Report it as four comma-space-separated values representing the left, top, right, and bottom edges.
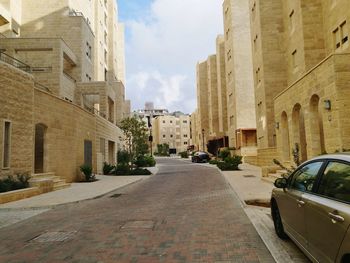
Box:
0, 52, 31, 72
63, 71, 76, 82
34, 82, 52, 93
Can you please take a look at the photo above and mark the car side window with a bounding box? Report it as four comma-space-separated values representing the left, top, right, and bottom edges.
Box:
290, 162, 323, 192
317, 161, 350, 203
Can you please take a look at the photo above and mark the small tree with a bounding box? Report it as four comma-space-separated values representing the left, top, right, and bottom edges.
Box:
120, 117, 149, 170
156, 143, 169, 156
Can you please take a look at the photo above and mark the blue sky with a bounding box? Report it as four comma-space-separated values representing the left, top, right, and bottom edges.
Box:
117, 0, 223, 113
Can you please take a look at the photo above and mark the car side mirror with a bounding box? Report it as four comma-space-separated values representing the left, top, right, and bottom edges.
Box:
274, 178, 288, 189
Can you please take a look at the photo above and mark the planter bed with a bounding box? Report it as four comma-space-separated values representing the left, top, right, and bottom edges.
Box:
0, 187, 41, 204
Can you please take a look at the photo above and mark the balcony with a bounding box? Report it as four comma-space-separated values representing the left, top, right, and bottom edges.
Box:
0, 52, 31, 72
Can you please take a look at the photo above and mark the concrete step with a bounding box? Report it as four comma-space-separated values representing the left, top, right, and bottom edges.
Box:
31, 172, 56, 179
53, 182, 71, 191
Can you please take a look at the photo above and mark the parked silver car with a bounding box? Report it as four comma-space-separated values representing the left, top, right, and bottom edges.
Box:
271, 153, 350, 263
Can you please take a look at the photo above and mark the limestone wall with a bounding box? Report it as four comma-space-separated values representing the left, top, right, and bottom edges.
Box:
216, 36, 228, 134
0, 62, 34, 177
274, 53, 350, 163
207, 55, 219, 137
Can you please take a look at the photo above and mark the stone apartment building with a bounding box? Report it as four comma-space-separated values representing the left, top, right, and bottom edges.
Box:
152, 114, 191, 154
192, 0, 257, 157
192, 0, 350, 170
0, 0, 130, 189
250, 0, 350, 170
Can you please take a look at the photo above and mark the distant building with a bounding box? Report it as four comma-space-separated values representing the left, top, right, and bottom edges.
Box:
152, 114, 191, 154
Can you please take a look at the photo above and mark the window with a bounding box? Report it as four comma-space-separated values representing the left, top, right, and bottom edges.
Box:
184, 134, 188, 138
170, 121, 173, 124
86, 42, 92, 59
253, 35, 258, 51
251, 2, 256, 20
183, 120, 187, 124
226, 28, 230, 40
333, 21, 348, 50
333, 28, 341, 49
3, 121, 11, 168
86, 74, 91, 81
290, 162, 323, 192
255, 67, 261, 84
227, 49, 232, 61
170, 135, 173, 138
318, 161, 350, 203
163, 120, 166, 124
289, 10, 295, 32
184, 142, 188, 145
340, 21, 348, 44
292, 50, 297, 68
162, 135, 166, 138
100, 138, 105, 158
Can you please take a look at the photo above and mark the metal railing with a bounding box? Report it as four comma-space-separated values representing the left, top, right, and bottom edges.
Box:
83, 103, 107, 119
0, 52, 31, 72
34, 82, 52, 93
63, 71, 76, 82
31, 66, 52, 73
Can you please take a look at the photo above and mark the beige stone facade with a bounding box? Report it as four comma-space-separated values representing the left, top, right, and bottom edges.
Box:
195, 61, 209, 151
223, 0, 256, 153
0, 0, 129, 182
192, 0, 257, 156
244, 0, 350, 172
152, 115, 191, 154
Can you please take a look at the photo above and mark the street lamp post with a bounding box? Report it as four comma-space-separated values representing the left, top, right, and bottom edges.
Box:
202, 129, 205, 151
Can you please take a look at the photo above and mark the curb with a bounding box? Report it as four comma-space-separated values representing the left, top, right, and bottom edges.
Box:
0, 177, 147, 211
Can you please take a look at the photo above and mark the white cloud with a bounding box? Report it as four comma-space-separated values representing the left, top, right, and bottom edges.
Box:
123, 0, 223, 113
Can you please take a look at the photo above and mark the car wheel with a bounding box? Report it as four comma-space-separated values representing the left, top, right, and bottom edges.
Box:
271, 201, 288, 240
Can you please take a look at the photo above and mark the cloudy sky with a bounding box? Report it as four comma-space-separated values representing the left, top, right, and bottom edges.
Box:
118, 0, 223, 114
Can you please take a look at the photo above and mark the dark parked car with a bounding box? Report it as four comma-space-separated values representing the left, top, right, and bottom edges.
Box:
271, 153, 350, 263
191, 151, 210, 163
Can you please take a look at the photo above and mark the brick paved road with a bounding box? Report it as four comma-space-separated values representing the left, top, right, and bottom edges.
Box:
0, 158, 274, 263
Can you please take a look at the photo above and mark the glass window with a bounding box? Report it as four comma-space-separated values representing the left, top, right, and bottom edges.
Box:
291, 162, 323, 192
318, 162, 350, 203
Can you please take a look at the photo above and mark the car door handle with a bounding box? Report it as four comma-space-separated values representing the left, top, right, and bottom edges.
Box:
329, 212, 345, 223
297, 200, 305, 206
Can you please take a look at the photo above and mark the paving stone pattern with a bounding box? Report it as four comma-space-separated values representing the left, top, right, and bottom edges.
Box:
0, 158, 274, 263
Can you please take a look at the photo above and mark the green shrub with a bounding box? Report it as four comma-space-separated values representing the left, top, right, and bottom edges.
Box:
217, 155, 242, 171
117, 150, 130, 165
179, 151, 188, 158
134, 155, 156, 167
209, 159, 219, 165
155, 143, 170, 156
103, 162, 115, 175
114, 163, 129, 175
130, 168, 152, 175
80, 164, 95, 182
0, 173, 31, 193
218, 148, 231, 159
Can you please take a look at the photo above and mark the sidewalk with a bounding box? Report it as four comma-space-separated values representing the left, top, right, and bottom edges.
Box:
221, 163, 309, 263
0, 175, 149, 210
222, 163, 274, 204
